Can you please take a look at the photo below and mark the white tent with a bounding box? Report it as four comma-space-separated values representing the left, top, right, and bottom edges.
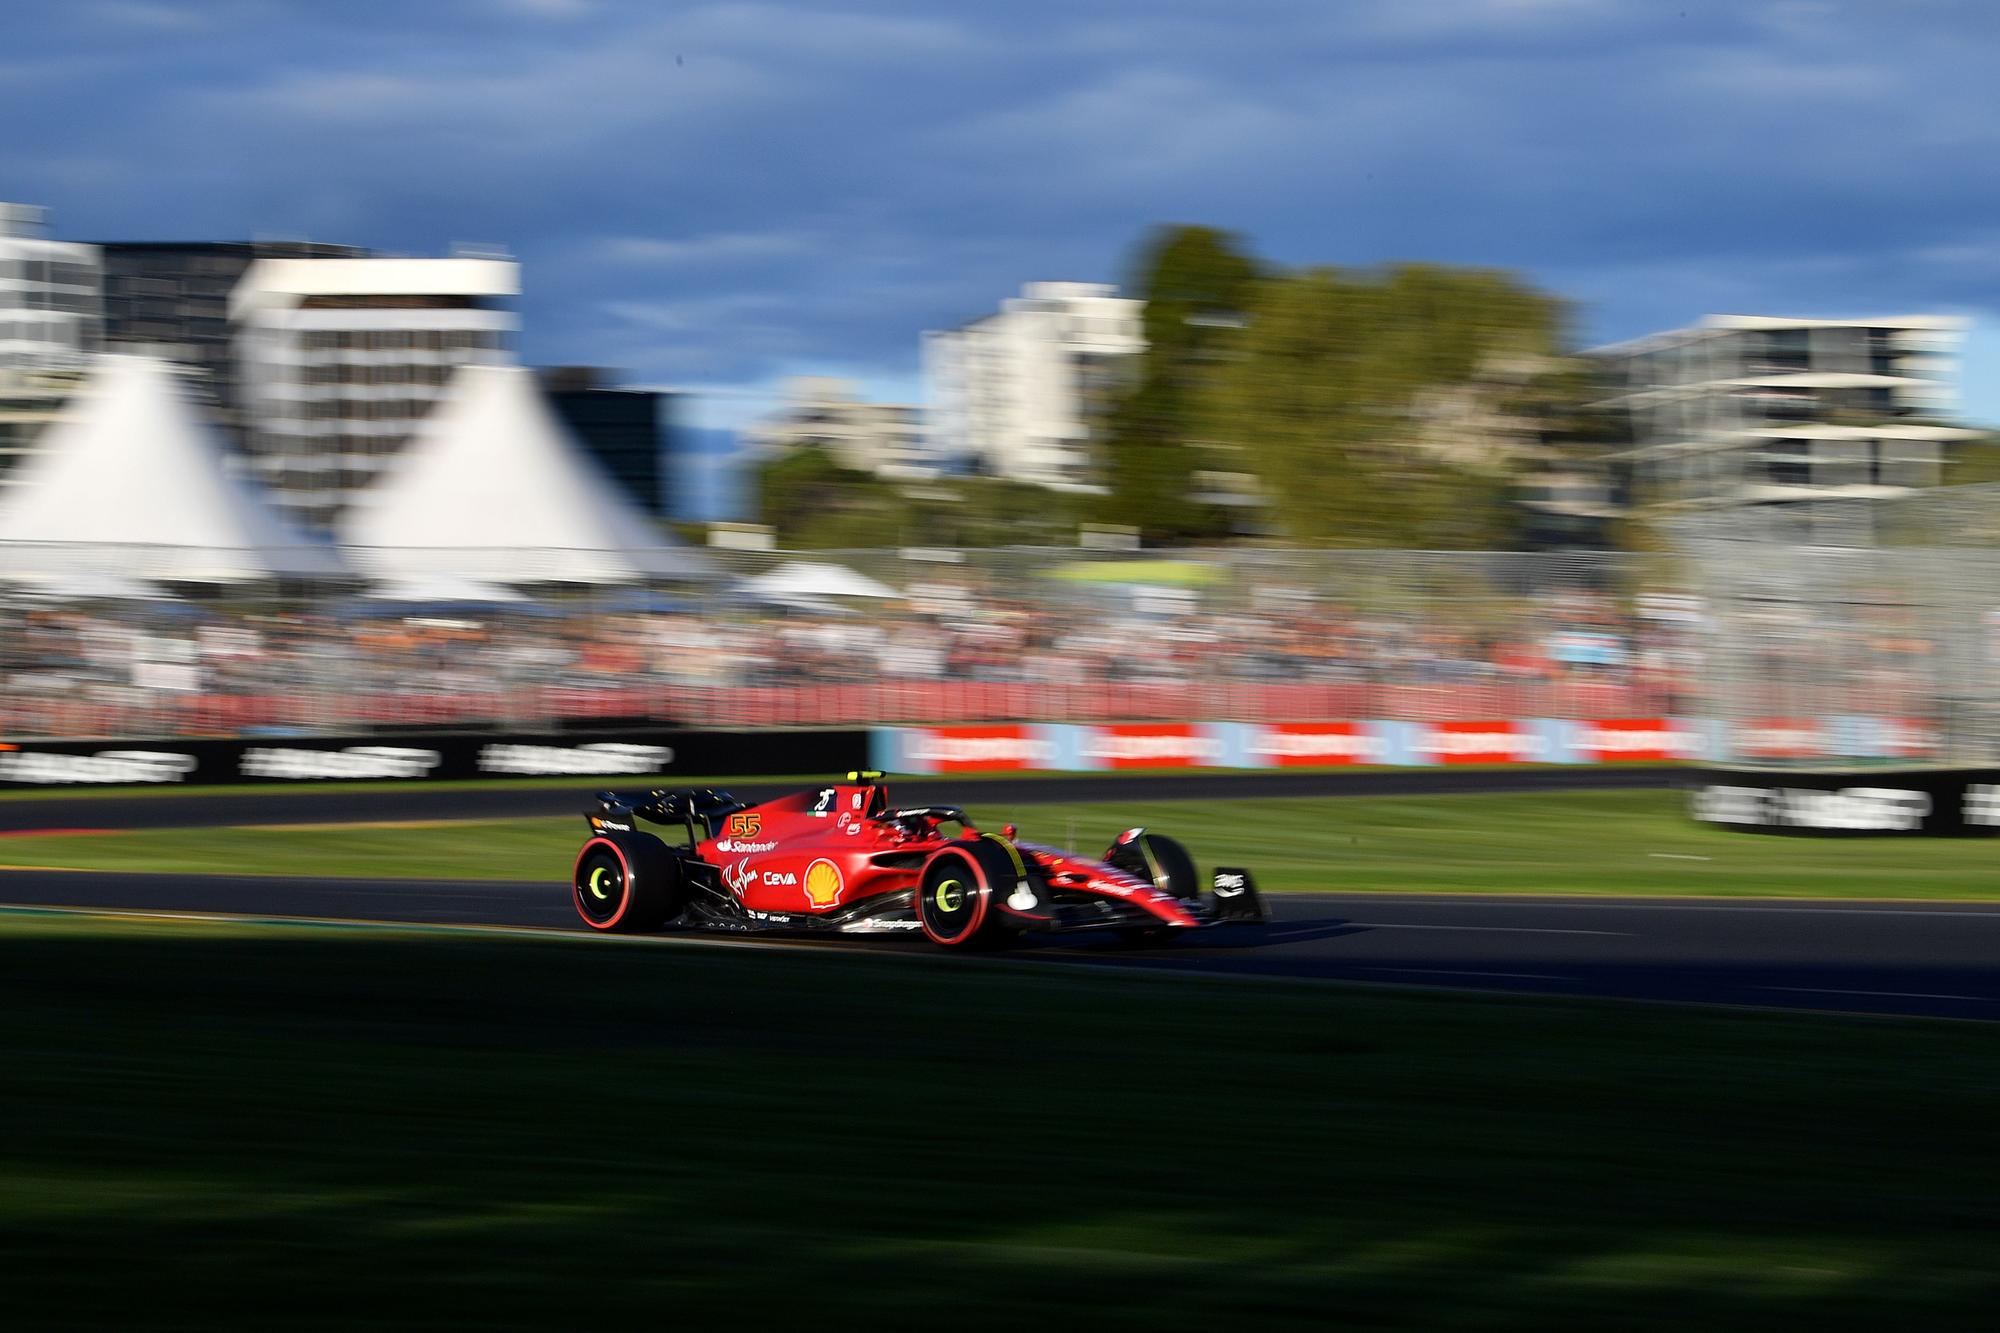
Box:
741, 561, 901, 601
9, 571, 160, 602
370, 574, 527, 604
341, 364, 711, 584
0, 355, 344, 582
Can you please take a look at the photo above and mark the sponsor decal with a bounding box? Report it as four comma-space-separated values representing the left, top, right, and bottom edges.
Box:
1251, 722, 1381, 767
1082, 724, 1221, 770
1878, 717, 1939, 759
1966, 784, 2000, 827
714, 837, 778, 854
803, 858, 844, 908
1418, 721, 1541, 765
477, 742, 672, 776
1214, 872, 1247, 897
239, 746, 441, 780
0, 748, 197, 785
1692, 784, 1931, 832
722, 860, 756, 896
1734, 718, 1823, 761
588, 817, 632, 833
1093, 868, 1154, 897
1574, 718, 1693, 764
905, 726, 1052, 772
725, 812, 762, 838
762, 869, 798, 887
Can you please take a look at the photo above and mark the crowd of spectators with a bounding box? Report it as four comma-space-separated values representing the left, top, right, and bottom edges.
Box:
0, 582, 1701, 740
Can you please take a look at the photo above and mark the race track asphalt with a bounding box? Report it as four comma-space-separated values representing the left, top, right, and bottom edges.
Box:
5, 765, 1995, 1021
4, 865, 1996, 1021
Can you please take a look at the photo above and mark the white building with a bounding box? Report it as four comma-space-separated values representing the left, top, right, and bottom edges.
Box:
742, 377, 931, 479
1592, 315, 1974, 508
0, 203, 102, 374
231, 255, 519, 533
923, 281, 1144, 489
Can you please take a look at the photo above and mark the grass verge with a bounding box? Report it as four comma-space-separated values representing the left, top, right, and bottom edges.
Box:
0, 912, 1993, 1329
4, 789, 1999, 899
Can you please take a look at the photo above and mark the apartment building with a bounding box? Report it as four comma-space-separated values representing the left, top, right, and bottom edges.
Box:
231, 255, 519, 533
922, 282, 1143, 489
743, 376, 931, 479
1592, 316, 1973, 507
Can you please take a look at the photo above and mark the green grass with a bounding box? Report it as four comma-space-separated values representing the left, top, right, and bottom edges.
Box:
6, 789, 2000, 899
0, 912, 1993, 1329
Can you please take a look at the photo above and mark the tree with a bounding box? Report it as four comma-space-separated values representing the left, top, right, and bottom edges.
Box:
1946, 433, 2000, 487
1098, 225, 1260, 542
1198, 262, 1566, 547
753, 447, 902, 548
752, 446, 1091, 549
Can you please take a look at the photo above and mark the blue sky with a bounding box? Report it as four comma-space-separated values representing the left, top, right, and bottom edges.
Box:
9, 0, 2000, 436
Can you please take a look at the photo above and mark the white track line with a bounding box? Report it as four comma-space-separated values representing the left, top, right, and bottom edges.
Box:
1361, 966, 1576, 982
1346, 922, 1629, 936
1295, 898, 2000, 919
1758, 986, 1994, 1004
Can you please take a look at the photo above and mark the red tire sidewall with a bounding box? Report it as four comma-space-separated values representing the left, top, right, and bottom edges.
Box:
574, 837, 636, 931
919, 846, 990, 947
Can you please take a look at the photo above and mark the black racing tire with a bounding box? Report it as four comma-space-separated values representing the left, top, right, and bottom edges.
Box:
573, 834, 684, 933
1107, 830, 1200, 900
915, 839, 1025, 950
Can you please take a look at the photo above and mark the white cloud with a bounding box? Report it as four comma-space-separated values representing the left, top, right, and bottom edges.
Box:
598, 230, 820, 266
492, 0, 596, 18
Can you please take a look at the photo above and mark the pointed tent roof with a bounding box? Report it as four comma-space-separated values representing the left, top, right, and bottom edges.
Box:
341, 364, 709, 584
0, 355, 344, 582
741, 561, 901, 600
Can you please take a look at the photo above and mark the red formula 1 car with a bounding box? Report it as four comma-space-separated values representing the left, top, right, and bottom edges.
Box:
570, 771, 1265, 949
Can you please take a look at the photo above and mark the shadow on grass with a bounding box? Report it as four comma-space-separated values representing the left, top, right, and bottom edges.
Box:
0, 921, 1995, 1329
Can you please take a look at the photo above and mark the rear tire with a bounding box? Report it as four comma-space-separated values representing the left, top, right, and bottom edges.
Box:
916, 840, 1024, 950
573, 835, 684, 933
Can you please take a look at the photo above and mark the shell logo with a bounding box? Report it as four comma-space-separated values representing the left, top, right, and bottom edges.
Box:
803, 858, 844, 908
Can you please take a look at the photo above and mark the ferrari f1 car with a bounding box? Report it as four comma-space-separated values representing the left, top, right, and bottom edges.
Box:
571, 771, 1265, 949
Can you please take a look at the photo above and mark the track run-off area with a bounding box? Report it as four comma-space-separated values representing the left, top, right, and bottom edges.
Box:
4, 765, 1998, 1020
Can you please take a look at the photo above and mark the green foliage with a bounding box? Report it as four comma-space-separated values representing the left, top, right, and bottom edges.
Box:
1946, 435, 2000, 488
753, 445, 1088, 548
1201, 263, 1566, 547
1099, 225, 1260, 542
754, 446, 903, 547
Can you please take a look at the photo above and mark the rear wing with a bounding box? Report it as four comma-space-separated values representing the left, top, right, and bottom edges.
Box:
593, 788, 746, 840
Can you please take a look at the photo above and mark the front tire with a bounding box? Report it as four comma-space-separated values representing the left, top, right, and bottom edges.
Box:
1106, 830, 1199, 900
573, 835, 684, 933
916, 840, 1024, 950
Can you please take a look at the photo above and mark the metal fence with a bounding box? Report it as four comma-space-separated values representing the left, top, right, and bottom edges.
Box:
0, 542, 1697, 740
1671, 486, 2000, 767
